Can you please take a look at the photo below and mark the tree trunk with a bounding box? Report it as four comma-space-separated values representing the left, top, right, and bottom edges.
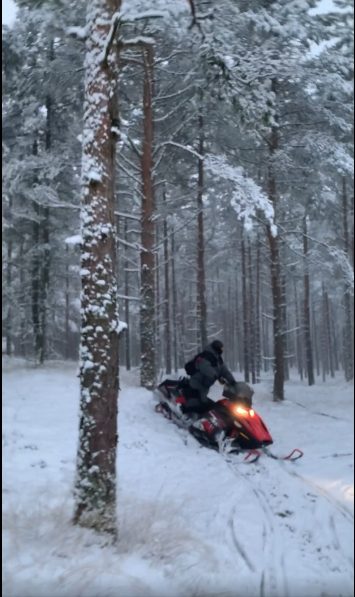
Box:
74, 0, 121, 536
241, 231, 249, 382
248, 240, 256, 384
255, 239, 261, 382
124, 218, 131, 371
65, 244, 70, 359
163, 192, 172, 374
321, 283, 329, 382
341, 177, 353, 381
267, 221, 284, 400
323, 288, 335, 378
140, 44, 156, 389
294, 279, 303, 380
281, 271, 289, 382
31, 139, 43, 364
303, 215, 315, 385
5, 196, 13, 356
171, 230, 178, 373
39, 82, 53, 364
266, 95, 284, 400
196, 93, 208, 347
311, 304, 319, 378
234, 273, 242, 374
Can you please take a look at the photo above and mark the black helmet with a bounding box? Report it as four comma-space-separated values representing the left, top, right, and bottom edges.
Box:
211, 340, 224, 354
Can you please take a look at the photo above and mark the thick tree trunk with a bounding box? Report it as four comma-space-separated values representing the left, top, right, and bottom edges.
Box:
140, 44, 156, 389
196, 94, 208, 347
74, 0, 121, 536
303, 215, 315, 385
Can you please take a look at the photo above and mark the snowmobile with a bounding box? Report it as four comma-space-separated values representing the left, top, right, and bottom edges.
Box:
154, 379, 303, 463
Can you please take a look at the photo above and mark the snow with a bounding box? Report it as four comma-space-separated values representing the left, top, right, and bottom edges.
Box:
65, 234, 82, 246
3, 358, 354, 597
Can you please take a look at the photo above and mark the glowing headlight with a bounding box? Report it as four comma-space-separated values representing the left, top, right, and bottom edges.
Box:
234, 405, 254, 417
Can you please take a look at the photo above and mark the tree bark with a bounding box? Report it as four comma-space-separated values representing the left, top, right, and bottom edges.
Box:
266, 89, 284, 401
196, 92, 208, 347
255, 238, 261, 382
140, 44, 156, 389
323, 287, 335, 378
248, 240, 256, 384
31, 139, 43, 363
74, 0, 121, 536
241, 230, 250, 382
171, 230, 178, 373
302, 215, 315, 385
341, 177, 353, 381
65, 244, 70, 359
163, 191, 172, 374
124, 218, 131, 370
5, 196, 13, 356
294, 279, 303, 380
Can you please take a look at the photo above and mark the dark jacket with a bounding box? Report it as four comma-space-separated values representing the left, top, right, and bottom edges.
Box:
188, 343, 236, 402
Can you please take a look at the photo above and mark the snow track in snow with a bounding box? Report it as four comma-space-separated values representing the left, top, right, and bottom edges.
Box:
229, 456, 354, 597
3, 364, 354, 597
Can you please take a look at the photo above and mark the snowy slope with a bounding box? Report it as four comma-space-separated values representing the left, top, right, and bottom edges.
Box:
2, 359, 354, 597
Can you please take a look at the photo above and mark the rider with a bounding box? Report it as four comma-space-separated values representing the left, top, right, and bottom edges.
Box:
177, 339, 237, 416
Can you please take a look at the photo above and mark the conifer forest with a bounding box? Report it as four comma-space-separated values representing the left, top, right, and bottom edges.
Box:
3, 0, 353, 394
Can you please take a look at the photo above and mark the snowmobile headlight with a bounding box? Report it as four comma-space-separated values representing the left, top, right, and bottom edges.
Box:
235, 405, 249, 416
234, 405, 255, 417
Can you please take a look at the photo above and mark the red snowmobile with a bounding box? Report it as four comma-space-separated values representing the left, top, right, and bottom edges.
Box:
155, 379, 303, 462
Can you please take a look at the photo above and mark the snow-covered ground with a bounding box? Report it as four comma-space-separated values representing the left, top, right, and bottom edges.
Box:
3, 358, 354, 597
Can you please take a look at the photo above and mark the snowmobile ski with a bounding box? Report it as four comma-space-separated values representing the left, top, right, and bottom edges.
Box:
261, 447, 304, 461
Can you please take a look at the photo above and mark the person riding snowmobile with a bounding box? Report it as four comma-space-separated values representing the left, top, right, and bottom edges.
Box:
176, 340, 237, 416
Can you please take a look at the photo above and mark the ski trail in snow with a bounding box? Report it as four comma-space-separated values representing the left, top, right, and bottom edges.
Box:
291, 400, 346, 421
254, 457, 354, 595
283, 465, 354, 522
227, 505, 256, 573
222, 451, 353, 597
223, 456, 289, 597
